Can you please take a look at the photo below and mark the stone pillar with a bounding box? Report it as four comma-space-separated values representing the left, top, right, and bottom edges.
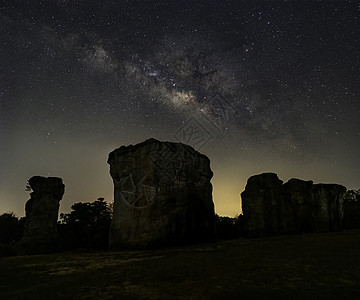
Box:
108, 138, 215, 249
241, 173, 283, 236
15, 176, 64, 255
282, 179, 315, 233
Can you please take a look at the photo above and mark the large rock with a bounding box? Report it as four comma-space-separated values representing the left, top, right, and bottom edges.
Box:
108, 138, 215, 249
15, 176, 64, 255
240, 173, 283, 236
241, 173, 347, 236
282, 178, 315, 233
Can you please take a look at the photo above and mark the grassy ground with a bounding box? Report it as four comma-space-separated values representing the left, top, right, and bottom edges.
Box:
1, 230, 360, 299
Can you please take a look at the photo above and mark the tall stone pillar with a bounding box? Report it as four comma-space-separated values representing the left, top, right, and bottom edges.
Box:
108, 138, 215, 249
15, 176, 65, 255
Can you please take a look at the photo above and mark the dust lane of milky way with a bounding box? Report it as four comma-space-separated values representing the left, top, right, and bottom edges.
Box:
0, 1, 359, 217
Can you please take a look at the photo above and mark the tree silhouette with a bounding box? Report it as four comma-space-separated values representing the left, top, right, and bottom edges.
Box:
343, 190, 360, 230
58, 198, 112, 250
0, 213, 25, 245
0, 213, 25, 256
215, 214, 245, 240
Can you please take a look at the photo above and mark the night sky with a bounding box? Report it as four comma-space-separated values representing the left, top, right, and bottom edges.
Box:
1, 0, 359, 217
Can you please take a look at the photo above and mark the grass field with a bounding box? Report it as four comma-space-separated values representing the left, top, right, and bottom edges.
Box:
1, 230, 360, 299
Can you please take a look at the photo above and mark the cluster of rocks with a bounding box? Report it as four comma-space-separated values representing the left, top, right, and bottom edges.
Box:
15, 139, 215, 254
16, 139, 354, 255
241, 173, 347, 236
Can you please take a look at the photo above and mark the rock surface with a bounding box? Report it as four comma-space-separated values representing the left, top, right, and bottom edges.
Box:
240, 173, 283, 236
282, 178, 315, 233
241, 173, 346, 236
15, 176, 64, 255
108, 138, 215, 249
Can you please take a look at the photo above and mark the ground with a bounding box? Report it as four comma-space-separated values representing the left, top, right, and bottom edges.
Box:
1, 230, 360, 299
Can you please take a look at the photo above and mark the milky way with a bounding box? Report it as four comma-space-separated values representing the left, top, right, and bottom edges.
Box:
1, 1, 359, 216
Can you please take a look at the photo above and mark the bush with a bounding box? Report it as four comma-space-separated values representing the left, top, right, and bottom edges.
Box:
343, 190, 360, 230
58, 198, 112, 250
0, 213, 25, 245
215, 214, 245, 240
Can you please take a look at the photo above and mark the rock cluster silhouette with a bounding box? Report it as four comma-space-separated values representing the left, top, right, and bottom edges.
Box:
12, 140, 356, 255
241, 173, 347, 236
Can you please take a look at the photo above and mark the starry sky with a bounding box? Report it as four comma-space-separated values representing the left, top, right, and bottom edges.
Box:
1, 0, 359, 217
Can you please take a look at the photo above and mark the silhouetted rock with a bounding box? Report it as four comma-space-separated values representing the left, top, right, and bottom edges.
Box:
241, 173, 347, 236
241, 173, 283, 236
282, 178, 315, 233
108, 138, 215, 249
15, 176, 64, 255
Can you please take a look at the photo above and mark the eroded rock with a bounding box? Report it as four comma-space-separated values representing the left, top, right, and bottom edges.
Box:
240, 173, 283, 236
15, 176, 64, 255
282, 178, 315, 233
241, 173, 346, 236
108, 138, 215, 249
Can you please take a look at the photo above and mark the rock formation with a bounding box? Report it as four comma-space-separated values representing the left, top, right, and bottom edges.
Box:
108, 138, 215, 249
240, 173, 283, 236
241, 173, 347, 236
15, 176, 65, 255
282, 178, 316, 234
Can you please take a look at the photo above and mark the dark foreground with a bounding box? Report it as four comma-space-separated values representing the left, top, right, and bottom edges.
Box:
1, 231, 360, 299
